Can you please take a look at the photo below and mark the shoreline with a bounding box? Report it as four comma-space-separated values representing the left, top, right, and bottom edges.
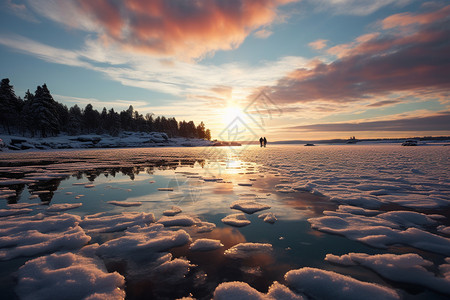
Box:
0, 132, 213, 152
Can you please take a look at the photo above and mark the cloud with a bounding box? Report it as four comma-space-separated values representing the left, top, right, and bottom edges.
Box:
25, 0, 297, 60
288, 111, 450, 132
309, 0, 412, 16
254, 29, 273, 39
367, 100, 400, 108
4, 0, 39, 22
267, 5, 450, 105
308, 39, 328, 50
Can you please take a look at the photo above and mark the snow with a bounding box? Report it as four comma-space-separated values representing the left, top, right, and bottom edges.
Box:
80, 212, 155, 233
438, 225, 450, 235
285, 267, 400, 300
230, 200, 271, 214
196, 221, 216, 233
190, 238, 223, 251
96, 224, 191, 258
224, 243, 273, 259
158, 215, 198, 227
221, 213, 251, 227
107, 201, 142, 207
258, 212, 277, 224
0, 213, 90, 260
309, 213, 450, 254
0, 132, 212, 152
325, 253, 450, 295
336, 205, 380, 216
16, 252, 125, 300
214, 281, 304, 300
163, 205, 182, 216
0, 208, 32, 217
47, 203, 83, 212
153, 257, 193, 280
213, 281, 267, 299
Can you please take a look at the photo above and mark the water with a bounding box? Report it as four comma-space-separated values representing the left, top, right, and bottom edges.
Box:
0, 145, 449, 299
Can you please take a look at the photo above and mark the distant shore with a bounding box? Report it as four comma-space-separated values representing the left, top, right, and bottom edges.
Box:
0, 132, 213, 152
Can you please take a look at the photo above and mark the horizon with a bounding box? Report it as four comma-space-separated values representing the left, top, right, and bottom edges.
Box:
1, 1, 450, 140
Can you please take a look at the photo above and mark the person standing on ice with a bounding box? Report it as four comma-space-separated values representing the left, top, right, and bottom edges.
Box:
259, 137, 263, 147
263, 137, 267, 147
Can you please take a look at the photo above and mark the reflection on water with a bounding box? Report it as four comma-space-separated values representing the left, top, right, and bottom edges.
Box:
1, 148, 441, 299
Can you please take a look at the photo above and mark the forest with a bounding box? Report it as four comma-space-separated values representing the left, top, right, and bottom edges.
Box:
0, 78, 211, 140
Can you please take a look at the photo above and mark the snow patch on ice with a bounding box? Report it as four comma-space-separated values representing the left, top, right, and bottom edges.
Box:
325, 253, 450, 295
80, 212, 155, 233
214, 281, 304, 300
258, 212, 277, 224
107, 201, 142, 207
158, 215, 198, 227
230, 200, 271, 214
224, 242, 273, 259
0, 213, 90, 260
16, 252, 125, 300
308, 213, 450, 255
190, 239, 223, 251
221, 213, 251, 227
196, 221, 216, 233
47, 203, 82, 212
96, 224, 191, 258
285, 267, 400, 300
0, 208, 32, 217
163, 205, 182, 216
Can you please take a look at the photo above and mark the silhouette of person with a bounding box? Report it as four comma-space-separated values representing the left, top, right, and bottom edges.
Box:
263, 137, 267, 147
259, 137, 263, 147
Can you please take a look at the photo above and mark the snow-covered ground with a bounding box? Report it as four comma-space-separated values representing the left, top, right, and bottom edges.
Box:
0, 144, 449, 299
0, 131, 212, 151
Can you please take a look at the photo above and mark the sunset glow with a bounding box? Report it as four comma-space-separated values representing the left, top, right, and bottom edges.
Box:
1, 1, 449, 140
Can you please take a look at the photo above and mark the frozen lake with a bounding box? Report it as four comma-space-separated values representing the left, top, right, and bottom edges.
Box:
0, 144, 449, 299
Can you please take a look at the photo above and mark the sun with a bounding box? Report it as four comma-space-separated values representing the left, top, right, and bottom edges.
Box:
222, 105, 245, 126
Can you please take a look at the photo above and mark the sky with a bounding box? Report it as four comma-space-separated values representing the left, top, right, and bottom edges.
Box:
1, 0, 449, 141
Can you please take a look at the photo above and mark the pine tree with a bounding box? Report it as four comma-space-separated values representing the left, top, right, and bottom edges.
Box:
67, 105, 82, 135
0, 78, 19, 134
31, 84, 60, 137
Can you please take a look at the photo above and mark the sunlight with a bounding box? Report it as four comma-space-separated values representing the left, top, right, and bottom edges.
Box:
222, 105, 246, 126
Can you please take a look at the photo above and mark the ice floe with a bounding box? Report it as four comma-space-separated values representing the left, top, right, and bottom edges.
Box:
224, 242, 273, 259
80, 212, 155, 233
230, 200, 271, 214
0, 213, 90, 260
158, 215, 198, 227
221, 213, 251, 227
163, 205, 183, 216
285, 267, 400, 300
258, 212, 277, 224
196, 221, 216, 233
190, 238, 223, 251
107, 201, 142, 207
0, 208, 32, 217
96, 224, 191, 258
47, 203, 83, 212
214, 281, 304, 300
16, 252, 125, 300
308, 213, 450, 255
325, 253, 450, 295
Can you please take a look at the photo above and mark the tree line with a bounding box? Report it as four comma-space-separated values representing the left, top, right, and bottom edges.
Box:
0, 78, 211, 139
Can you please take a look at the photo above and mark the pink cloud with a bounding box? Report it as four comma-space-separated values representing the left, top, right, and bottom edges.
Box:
308, 39, 328, 50
73, 0, 296, 59
382, 5, 450, 29
267, 5, 450, 105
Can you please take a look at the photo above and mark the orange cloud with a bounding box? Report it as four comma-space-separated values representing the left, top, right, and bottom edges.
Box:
267, 5, 450, 105
74, 0, 297, 60
382, 5, 450, 29
308, 39, 328, 50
